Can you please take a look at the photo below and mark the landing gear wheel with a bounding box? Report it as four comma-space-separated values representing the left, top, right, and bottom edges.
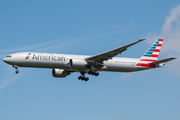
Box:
78, 76, 89, 81
85, 78, 89, 81
78, 76, 82, 80
15, 70, 19, 74
95, 72, 99, 76
79, 71, 90, 81
82, 77, 85, 80
88, 71, 92, 75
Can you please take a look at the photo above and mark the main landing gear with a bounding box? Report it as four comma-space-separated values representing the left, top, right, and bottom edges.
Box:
78, 76, 89, 81
78, 71, 99, 81
78, 72, 89, 81
13, 65, 19, 74
88, 71, 99, 76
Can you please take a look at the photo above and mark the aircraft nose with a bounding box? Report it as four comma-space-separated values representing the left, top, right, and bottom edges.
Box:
3, 57, 11, 64
3, 55, 13, 64
3, 58, 7, 63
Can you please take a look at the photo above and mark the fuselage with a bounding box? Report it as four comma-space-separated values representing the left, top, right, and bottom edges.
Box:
3, 52, 153, 72
3, 39, 175, 81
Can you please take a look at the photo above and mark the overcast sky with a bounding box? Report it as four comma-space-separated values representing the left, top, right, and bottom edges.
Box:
0, 1, 180, 120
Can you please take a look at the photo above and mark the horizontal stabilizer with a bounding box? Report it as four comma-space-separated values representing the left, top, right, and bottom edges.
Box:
149, 57, 176, 65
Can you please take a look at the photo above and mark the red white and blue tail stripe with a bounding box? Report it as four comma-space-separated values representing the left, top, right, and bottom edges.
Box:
136, 39, 163, 67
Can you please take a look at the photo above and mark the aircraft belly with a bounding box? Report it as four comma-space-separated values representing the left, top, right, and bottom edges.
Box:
102, 62, 136, 72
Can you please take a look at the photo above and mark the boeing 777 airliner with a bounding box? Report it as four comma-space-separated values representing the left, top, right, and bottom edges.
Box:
3, 39, 176, 81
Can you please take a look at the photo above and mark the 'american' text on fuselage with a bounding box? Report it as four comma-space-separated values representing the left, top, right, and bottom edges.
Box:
32, 54, 65, 61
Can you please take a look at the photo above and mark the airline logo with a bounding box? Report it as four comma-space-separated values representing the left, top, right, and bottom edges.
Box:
25, 53, 31, 59
136, 39, 163, 67
32, 54, 65, 61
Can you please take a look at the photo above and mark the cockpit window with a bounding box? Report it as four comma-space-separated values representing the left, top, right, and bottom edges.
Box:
6, 55, 12, 57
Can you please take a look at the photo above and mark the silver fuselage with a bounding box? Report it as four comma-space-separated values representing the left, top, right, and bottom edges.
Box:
3, 52, 153, 72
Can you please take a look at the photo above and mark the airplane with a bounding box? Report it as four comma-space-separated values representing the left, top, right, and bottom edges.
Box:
3, 39, 176, 81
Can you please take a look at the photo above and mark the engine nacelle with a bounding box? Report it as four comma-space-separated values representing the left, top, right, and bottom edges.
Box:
52, 69, 70, 78
69, 59, 88, 69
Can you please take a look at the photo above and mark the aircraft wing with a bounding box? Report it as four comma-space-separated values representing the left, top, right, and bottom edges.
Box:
85, 39, 145, 63
149, 57, 177, 65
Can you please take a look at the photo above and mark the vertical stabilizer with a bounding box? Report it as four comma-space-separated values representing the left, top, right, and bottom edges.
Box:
140, 39, 163, 63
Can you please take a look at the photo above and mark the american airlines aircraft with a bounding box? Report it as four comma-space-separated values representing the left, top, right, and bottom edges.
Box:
3, 39, 176, 81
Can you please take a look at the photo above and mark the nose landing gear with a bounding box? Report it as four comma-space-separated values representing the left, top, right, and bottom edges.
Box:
15, 70, 19, 74
13, 65, 19, 74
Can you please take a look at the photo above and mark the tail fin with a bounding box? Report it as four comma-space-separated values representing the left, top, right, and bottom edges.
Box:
140, 39, 163, 63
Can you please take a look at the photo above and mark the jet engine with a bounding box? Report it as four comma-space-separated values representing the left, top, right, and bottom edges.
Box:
69, 59, 88, 69
52, 69, 70, 78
